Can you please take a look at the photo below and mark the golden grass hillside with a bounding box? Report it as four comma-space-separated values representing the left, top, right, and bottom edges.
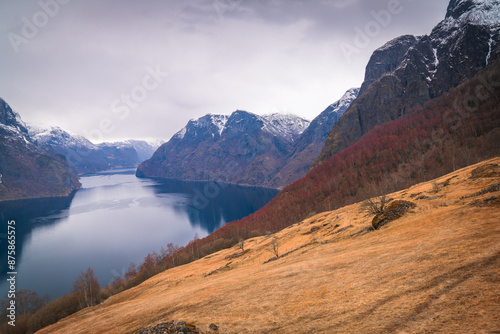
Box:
38, 158, 500, 333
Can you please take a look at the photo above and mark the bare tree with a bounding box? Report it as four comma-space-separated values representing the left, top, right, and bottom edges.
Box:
270, 237, 279, 258
361, 194, 388, 215
237, 238, 245, 252
2, 289, 49, 317
72, 267, 101, 309
166, 243, 180, 267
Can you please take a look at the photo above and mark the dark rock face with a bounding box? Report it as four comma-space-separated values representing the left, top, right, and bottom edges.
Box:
359, 35, 419, 96
0, 99, 81, 201
314, 0, 500, 167
0, 99, 28, 134
446, 0, 476, 19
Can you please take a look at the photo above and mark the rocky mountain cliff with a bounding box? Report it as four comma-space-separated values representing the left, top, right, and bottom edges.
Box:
0, 99, 81, 201
314, 0, 500, 167
29, 126, 162, 174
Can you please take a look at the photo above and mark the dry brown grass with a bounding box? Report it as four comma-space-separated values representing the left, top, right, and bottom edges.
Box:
37, 158, 500, 334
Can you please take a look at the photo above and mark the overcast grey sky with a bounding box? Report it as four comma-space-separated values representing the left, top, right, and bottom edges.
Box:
0, 0, 450, 142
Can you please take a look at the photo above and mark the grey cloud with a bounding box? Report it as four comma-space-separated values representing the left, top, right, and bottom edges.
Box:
0, 0, 449, 142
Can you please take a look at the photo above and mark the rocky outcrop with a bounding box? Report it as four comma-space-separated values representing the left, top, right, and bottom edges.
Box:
131, 321, 199, 334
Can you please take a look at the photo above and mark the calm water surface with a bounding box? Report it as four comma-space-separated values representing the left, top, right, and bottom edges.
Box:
0, 169, 278, 299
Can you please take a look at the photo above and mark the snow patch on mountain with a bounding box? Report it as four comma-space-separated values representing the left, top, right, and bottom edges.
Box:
210, 114, 230, 136
440, 0, 500, 33
28, 126, 97, 150
330, 87, 360, 111
175, 114, 229, 140
0, 123, 32, 146
313, 88, 360, 126
174, 126, 187, 139
260, 113, 310, 142
486, 34, 494, 64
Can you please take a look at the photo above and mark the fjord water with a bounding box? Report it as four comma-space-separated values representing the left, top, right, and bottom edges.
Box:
0, 169, 278, 299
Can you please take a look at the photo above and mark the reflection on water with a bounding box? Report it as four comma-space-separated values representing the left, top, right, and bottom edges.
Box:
0, 196, 75, 283
148, 179, 280, 234
0, 169, 278, 299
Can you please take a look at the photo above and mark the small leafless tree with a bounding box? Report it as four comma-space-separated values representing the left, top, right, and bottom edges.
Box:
237, 238, 245, 252
361, 194, 388, 215
270, 237, 279, 258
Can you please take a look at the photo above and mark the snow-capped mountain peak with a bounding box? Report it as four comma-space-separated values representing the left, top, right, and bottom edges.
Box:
173, 111, 309, 143
174, 114, 229, 140
312, 87, 360, 127
28, 125, 97, 150
438, 0, 500, 37
329, 87, 360, 111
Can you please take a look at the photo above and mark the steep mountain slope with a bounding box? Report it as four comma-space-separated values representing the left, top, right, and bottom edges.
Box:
271, 88, 359, 186
137, 111, 310, 187
37, 157, 500, 333
137, 57, 499, 273
0, 99, 80, 201
138, 89, 358, 189
223, 58, 500, 241
29, 126, 162, 174
314, 0, 500, 167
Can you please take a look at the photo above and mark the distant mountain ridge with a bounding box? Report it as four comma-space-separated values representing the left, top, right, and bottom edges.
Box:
0, 99, 81, 201
29, 126, 163, 174
314, 0, 500, 167
137, 110, 310, 187
172, 112, 310, 143
137, 89, 358, 188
